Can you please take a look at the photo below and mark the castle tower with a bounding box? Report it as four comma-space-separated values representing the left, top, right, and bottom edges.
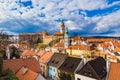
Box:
64, 27, 69, 49
6, 46, 10, 59
60, 19, 65, 34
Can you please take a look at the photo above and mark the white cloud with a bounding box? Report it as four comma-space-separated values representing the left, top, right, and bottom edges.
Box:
93, 10, 120, 33
0, 0, 120, 36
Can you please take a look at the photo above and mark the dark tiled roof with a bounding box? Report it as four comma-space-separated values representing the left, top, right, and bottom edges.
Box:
3, 57, 41, 74
59, 57, 82, 73
48, 53, 68, 68
76, 57, 107, 80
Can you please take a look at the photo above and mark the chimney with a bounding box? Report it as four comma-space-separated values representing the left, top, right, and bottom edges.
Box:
22, 66, 28, 75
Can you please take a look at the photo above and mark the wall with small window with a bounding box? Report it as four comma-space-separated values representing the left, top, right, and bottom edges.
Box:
75, 74, 96, 80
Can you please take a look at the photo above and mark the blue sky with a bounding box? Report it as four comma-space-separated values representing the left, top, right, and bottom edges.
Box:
0, 0, 120, 36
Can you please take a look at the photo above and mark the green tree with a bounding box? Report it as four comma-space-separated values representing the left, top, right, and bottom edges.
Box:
4, 69, 19, 80
59, 72, 72, 80
0, 58, 3, 75
37, 37, 41, 43
0, 30, 9, 58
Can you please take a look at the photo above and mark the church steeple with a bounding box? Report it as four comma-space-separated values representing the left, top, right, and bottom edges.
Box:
60, 19, 65, 34
64, 27, 69, 49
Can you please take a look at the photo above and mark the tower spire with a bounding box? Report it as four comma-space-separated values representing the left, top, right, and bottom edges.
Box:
60, 19, 65, 34
64, 27, 69, 49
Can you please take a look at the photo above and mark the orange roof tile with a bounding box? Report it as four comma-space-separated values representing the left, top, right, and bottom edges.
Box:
72, 36, 81, 40
114, 48, 120, 52
40, 31, 47, 35
37, 50, 45, 57
101, 42, 112, 48
68, 45, 90, 50
39, 52, 54, 64
54, 42, 64, 47
108, 63, 120, 80
94, 51, 108, 55
3, 57, 41, 73
54, 32, 63, 35
112, 41, 120, 47
16, 67, 38, 80
22, 49, 37, 56
22, 49, 30, 56
87, 38, 112, 43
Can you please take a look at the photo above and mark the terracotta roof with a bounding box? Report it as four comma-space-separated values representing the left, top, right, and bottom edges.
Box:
108, 63, 120, 80
19, 33, 41, 36
72, 36, 81, 40
37, 50, 45, 57
54, 42, 64, 47
3, 57, 41, 73
94, 51, 108, 55
87, 38, 112, 43
101, 42, 112, 48
21, 49, 37, 56
54, 32, 63, 35
21, 41, 29, 45
114, 48, 120, 52
48, 53, 68, 68
39, 52, 54, 64
40, 31, 48, 35
59, 57, 82, 73
112, 41, 120, 47
68, 45, 90, 50
16, 67, 38, 80
22, 49, 30, 56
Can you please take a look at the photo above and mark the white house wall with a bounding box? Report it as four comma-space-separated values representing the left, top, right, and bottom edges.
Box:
75, 74, 96, 80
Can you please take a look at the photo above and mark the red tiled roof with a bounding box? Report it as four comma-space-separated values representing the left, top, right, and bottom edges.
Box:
101, 42, 112, 48
72, 36, 81, 40
68, 45, 90, 50
54, 32, 63, 35
114, 48, 120, 52
37, 50, 45, 57
39, 52, 54, 64
40, 31, 47, 35
21, 49, 37, 56
112, 41, 120, 47
108, 63, 120, 80
3, 57, 41, 73
54, 42, 64, 47
16, 67, 38, 80
94, 51, 108, 55
87, 38, 112, 43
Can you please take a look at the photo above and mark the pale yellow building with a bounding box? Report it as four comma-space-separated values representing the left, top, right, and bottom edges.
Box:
66, 45, 91, 57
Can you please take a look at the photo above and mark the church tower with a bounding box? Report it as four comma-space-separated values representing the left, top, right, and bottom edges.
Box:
64, 27, 69, 49
60, 19, 65, 34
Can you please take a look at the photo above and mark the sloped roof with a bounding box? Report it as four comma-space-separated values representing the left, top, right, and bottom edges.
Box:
59, 57, 82, 73
72, 36, 81, 40
114, 48, 120, 52
16, 67, 38, 80
21, 49, 37, 56
39, 52, 54, 64
76, 57, 107, 80
37, 50, 45, 57
87, 38, 112, 43
48, 53, 68, 68
54, 42, 64, 47
54, 32, 63, 35
3, 57, 41, 74
108, 62, 120, 80
68, 45, 90, 50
